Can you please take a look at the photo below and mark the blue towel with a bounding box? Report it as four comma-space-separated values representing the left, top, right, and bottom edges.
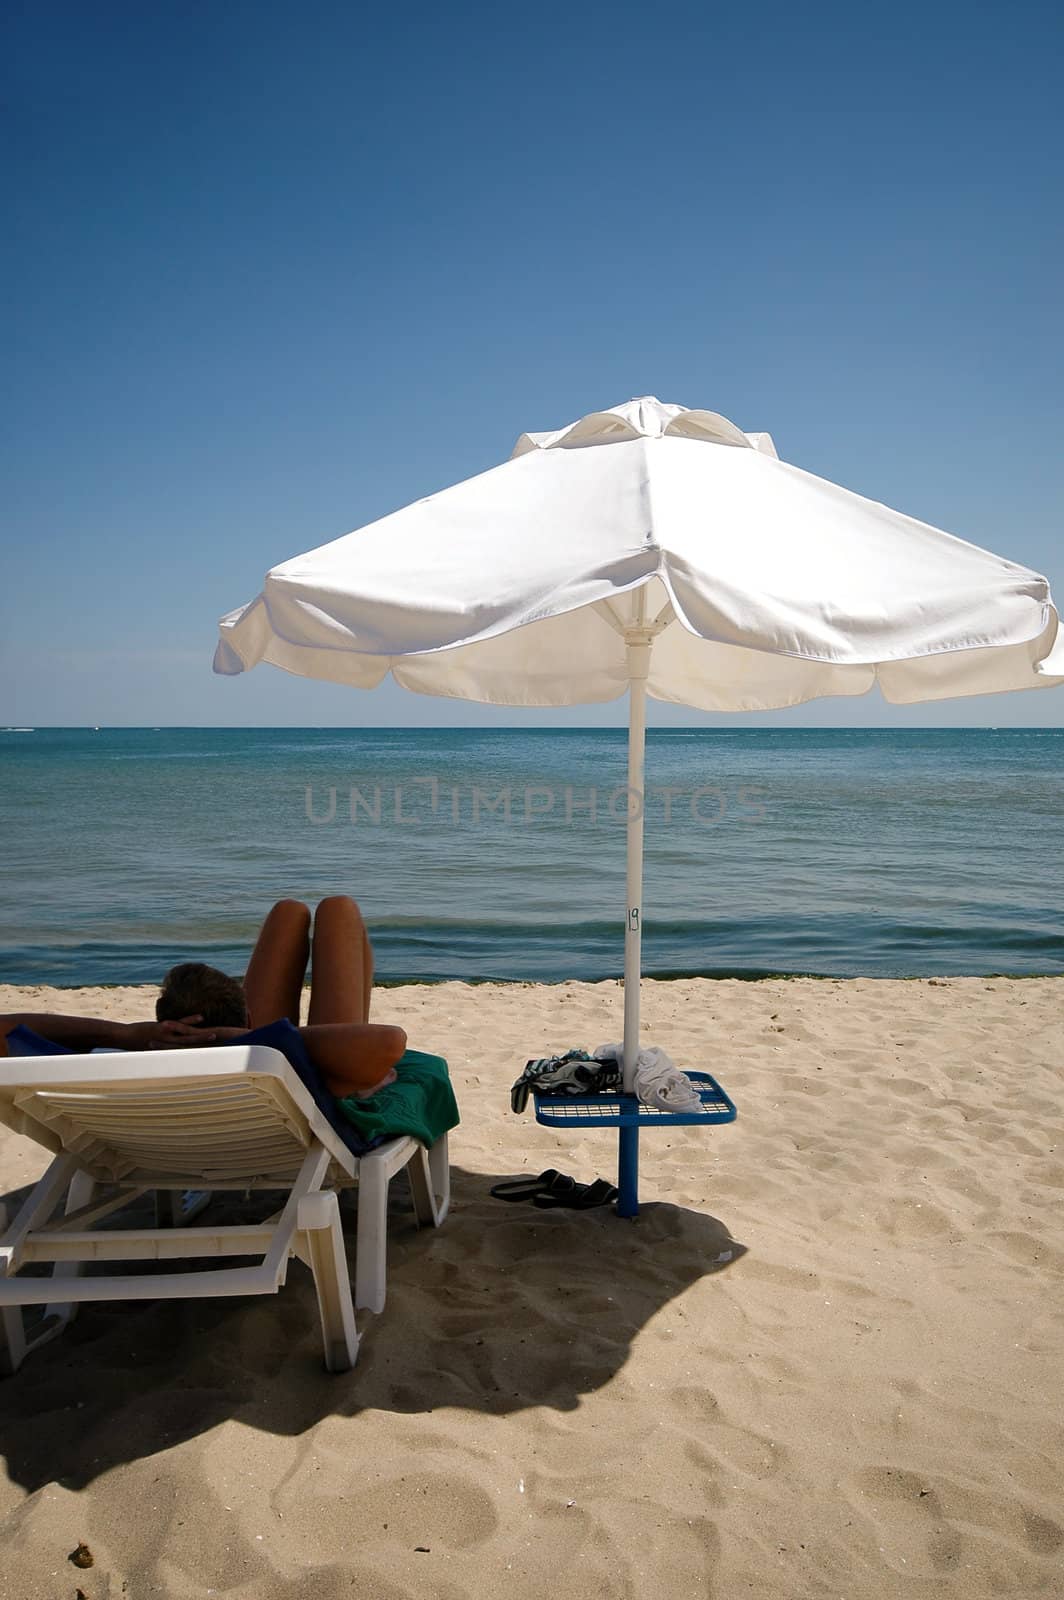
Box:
5, 1025, 72, 1058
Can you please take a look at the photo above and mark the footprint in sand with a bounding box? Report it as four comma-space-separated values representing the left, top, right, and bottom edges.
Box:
353, 1471, 498, 1550
733, 1259, 823, 1293
845, 1464, 1063, 1581
874, 1195, 954, 1240
669, 1386, 790, 1480
983, 1229, 1064, 1270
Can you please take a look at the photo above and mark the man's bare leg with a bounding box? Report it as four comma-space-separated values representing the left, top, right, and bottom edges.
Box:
244, 900, 311, 1027
308, 896, 373, 1026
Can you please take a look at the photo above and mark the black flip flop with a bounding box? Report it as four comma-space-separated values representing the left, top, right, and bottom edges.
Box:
532, 1177, 618, 1211
490, 1168, 568, 1203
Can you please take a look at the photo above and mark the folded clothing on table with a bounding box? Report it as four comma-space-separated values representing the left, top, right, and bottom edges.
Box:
594, 1042, 704, 1113
510, 1042, 703, 1115
510, 1050, 622, 1113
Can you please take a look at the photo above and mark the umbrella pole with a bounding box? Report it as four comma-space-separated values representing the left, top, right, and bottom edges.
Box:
618, 635, 650, 1218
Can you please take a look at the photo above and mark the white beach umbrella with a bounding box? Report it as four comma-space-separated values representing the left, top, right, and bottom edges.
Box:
215, 396, 1063, 1107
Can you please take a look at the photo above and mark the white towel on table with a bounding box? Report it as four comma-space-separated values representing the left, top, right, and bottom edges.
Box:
593, 1042, 704, 1113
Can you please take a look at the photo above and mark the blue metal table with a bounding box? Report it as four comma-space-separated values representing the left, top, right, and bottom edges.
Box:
534, 1071, 737, 1217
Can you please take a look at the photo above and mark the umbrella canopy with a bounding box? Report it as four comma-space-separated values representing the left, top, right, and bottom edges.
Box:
215, 395, 1062, 1116
216, 396, 1063, 708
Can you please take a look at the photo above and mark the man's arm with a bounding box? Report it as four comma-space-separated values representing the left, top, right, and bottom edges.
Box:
0, 1013, 216, 1056
298, 1023, 408, 1097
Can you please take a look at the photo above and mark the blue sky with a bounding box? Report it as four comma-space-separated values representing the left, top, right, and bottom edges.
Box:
4, 0, 1062, 728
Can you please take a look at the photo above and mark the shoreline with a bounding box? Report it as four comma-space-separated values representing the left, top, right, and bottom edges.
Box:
2, 967, 1062, 997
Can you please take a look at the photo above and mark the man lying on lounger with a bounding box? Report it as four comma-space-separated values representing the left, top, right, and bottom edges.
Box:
0, 897, 405, 1100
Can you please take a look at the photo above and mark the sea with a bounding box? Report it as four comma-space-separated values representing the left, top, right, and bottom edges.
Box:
1, 726, 1061, 987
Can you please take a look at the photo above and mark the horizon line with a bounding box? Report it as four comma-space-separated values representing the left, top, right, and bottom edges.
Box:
4, 724, 1062, 734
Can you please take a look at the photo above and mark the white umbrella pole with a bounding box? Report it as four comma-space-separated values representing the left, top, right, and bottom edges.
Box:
617, 632, 650, 1220
622, 637, 650, 1094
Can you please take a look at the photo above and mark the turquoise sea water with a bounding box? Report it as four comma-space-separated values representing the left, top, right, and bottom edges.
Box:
1, 727, 1061, 985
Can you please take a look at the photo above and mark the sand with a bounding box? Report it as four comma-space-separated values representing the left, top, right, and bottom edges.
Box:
1, 975, 1062, 1599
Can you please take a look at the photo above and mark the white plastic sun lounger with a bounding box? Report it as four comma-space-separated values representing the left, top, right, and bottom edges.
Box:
0, 1044, 449, 1374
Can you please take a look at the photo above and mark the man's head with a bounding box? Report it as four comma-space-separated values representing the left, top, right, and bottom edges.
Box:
156, 963, 249, 1029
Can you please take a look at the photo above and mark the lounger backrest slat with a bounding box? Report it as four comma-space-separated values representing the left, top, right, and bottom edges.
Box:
0, 1049, 357, 1185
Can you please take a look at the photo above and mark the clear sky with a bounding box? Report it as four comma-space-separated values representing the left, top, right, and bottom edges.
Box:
4, 0, 1062, 728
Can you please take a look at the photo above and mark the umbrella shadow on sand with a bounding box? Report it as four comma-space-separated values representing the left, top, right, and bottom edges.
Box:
0, 1164, 745, 1493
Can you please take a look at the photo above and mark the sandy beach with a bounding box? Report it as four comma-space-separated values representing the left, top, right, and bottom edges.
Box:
1, 975, 1062, 1599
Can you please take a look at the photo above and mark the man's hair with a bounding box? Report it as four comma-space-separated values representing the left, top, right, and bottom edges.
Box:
156, 963, 249, 1029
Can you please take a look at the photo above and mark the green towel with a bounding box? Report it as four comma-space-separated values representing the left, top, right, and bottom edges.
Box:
336, 1048, 459, 1147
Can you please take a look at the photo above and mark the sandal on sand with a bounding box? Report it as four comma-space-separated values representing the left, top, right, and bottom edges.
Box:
490, 1169, 570, 1203
532, 1177, 618, 1212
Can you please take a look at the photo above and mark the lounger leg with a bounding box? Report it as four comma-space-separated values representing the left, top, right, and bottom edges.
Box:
407, 1147, 435, 1228
427, 1133, 450, 1224
297, 1191, 359, 1373
0, 1204, 26, 1376
44, 1168, 96, 1324
355, 1157, 389, 1315
1, 1154, 82, 1375
408, 1135, 450, 1228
